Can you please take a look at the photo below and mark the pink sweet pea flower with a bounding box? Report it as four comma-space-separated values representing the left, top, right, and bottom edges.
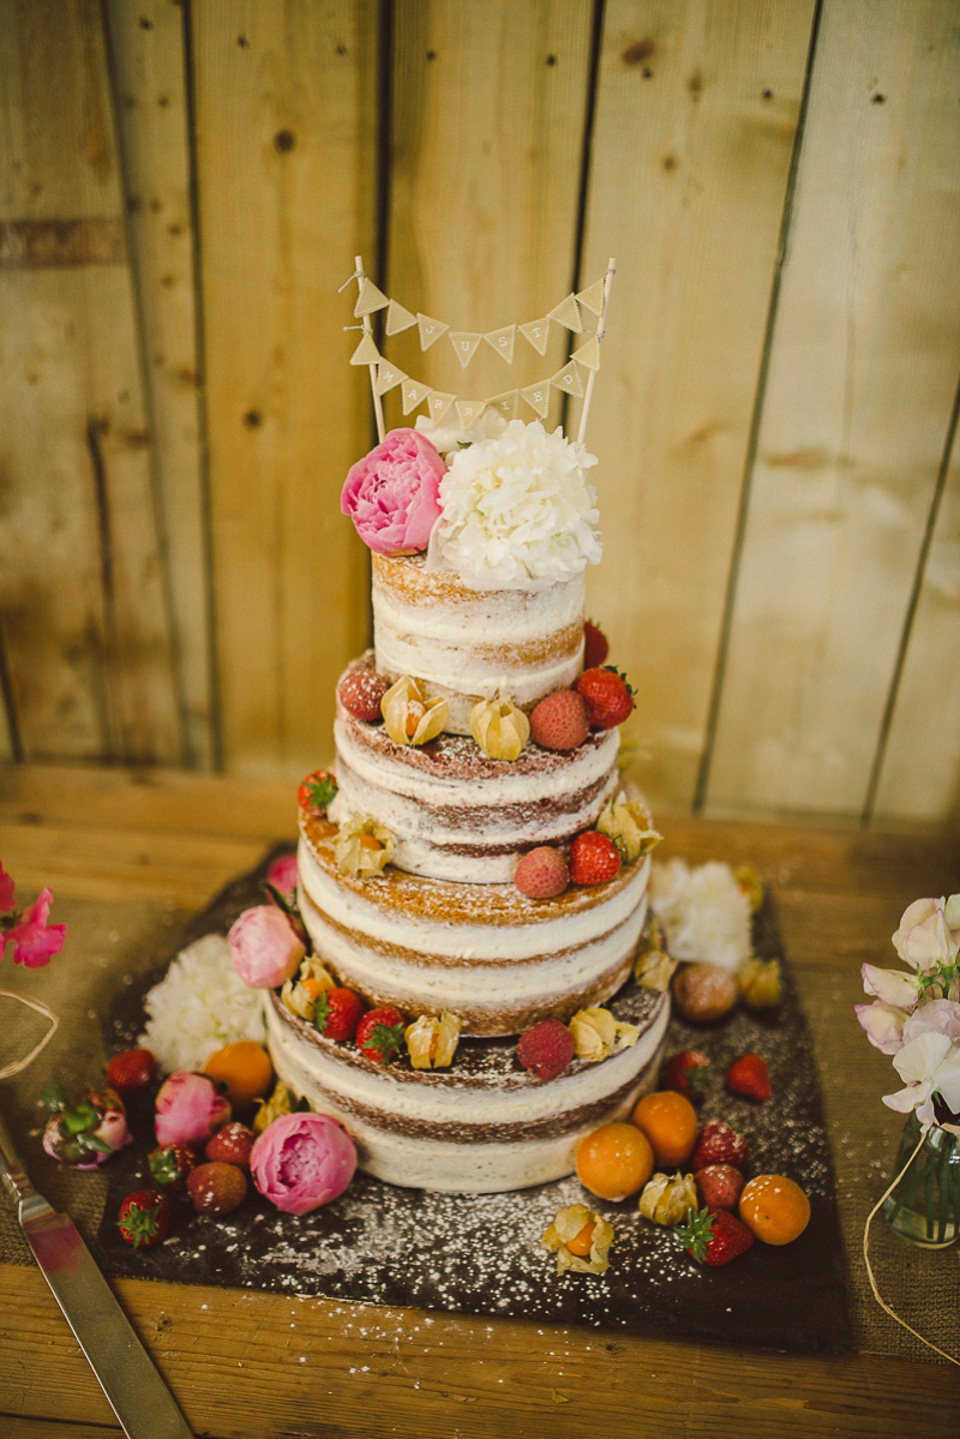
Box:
250, 1111, 357, 1214
860, 961, 922, 1010
155, 1071, 231, 1147
341, 428, 445, 555
892, 896, 960, 969
855, 1000, 909, 1054
0, 862, 15, 912
1, 887, 67, 968
228, 905, 305, 989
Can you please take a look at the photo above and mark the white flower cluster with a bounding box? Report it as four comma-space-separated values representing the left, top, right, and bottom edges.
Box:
139, 933, 266, 1072
426, 419, 602, 588
649, 859, 753, 972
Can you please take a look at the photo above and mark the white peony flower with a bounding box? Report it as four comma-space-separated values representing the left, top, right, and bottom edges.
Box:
426, 419, 601, 588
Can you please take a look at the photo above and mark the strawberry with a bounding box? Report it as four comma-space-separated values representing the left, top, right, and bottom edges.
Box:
338, 668, 390, 722
187, 1161, 248, 1216
725, 1052, 771, 1102
660, 1048, 712, 1102
118, 1188, 169, 1248
575, 666, 635, 729
569, 830, 621, 886
691, 1119, 749, 1172
516, 1019, 575, 1081
695, 1163, 745, 1211
676, 1206, 754, 1266
105, 1047, 156, 1095
582, 620, 609, 670
148, 1142, 198, 1191
314, 986, 367, 1042
205, 1122, 256, 1170
514, 846, 569, 899
297, 769, 338, 816
529, 690, 589, 751
355, 1005, 406, 1064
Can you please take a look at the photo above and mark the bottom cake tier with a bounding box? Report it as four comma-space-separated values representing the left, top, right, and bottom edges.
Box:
263, 975, 670, 1193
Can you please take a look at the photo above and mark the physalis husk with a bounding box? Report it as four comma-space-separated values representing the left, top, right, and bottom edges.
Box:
568, 1006, 640, 1062
639, 1171, 698, 1226
281, 956, 337, 1019
596, 790, 661, 863
382, 675, 448, 746
469, 696, 530, 761
334, 814, 397, 878
405, 1011, 461, 1069
542, 1202, 614, 1275
737, 955, 782, 1010
253, 1080, 294, 1134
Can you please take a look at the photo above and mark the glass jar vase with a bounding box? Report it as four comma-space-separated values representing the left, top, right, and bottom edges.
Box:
882, 1111, 960, 1248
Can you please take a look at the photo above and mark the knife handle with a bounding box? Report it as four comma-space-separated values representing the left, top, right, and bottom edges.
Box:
0, 1105, 37, 1208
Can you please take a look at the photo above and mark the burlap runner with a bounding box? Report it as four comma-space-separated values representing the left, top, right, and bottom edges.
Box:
1, 879, 957, 1363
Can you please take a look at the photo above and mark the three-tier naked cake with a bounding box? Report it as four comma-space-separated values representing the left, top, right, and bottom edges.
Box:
262, 272, 668, 1193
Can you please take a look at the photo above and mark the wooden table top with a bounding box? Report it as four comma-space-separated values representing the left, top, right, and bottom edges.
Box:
1, 763, 958, 1438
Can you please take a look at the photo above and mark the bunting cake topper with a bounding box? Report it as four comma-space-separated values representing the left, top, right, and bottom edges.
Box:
341, 254, 615, 444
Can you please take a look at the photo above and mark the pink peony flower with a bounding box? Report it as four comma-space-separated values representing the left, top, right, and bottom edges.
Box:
0, 885, 67, 968
266, 852, 299, 898
228, 905, 305, 989
250, 1111, 357, 1214
341, 428, 445, 555
155, 1071, 231, 1147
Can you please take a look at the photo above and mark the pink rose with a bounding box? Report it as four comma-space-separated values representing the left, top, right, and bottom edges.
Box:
341, 428, 445, 555
228, 905, 305, 989
250, 1111, 357, 1214
155, 1071, 231, 1147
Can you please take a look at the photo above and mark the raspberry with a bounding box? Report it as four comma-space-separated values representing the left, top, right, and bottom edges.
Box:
187, 1161, 248, 1216
568, 830, 621, 886
529, 690, 590, 751
514, 846, 569, 899
338, 668, 390, 722
516, 1019, 575, 1081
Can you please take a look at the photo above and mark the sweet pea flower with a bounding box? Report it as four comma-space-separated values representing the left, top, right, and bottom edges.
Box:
860, 961, 922, 1010
155, 1071, 231, 1146
341, 428, 445, 555
855, 1000, 909, 1054
882, 1030, 960, 1131
891, 895, 960, 970
250, 1111, 357, 1214
0, 883, 67, 968
228, 905, 305, 989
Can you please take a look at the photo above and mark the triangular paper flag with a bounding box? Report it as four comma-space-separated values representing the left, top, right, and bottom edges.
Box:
375, 361, 405, 396
385, 300, 417, 335
456, 399, 486, 428
487, 390, 520, 420
519, 319, 551, 356
401, 378, 432, 415
349, 333, 381, 366
520, 382, 551, 418
417, 313, 448, 350
354, 277, 389, 317
548, 293, 583, 333
427, 391, 456, 424
572, 335, 601, 371
576, 278, 605, 315
448, 332, 483, 368
483, 325, 517, 364
550, 361, 584, 398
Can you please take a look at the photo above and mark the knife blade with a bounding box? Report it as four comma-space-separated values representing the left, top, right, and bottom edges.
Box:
0, 1105, 193, 1438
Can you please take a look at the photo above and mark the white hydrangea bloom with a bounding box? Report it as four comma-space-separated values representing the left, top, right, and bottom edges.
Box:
426, 419, 602, 588
649, 859, 753, 971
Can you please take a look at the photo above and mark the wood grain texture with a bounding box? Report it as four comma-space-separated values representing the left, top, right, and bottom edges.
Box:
0, 0, 181, 765
193, 0, 378, 781
576, 0, 817, 808
104, 0, 214, 769
705, 0, 960, 817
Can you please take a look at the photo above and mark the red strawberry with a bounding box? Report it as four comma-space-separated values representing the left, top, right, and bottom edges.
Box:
338, 668, 390, 722
575, 666, 635, 729
105, 1047, 156, 1095
148, 1142, 198, 1192
725, 1052, 771, 1102
118, 1188, 169, 1248
355, 1005, 406, 1064
529, 690, 589, 751
691, 1119, 749, 1172
695, 1163, 745, 1212
205, 1122, 256, 1170
516, 1019, 575, 1081
297, 769, 338, 816
314, 986, 367, 1042
514, 846, 569, 899
660, 1048, 712, 1102
582, 620, 609, 670
569, 830, 621, 886
676, 1206, 754, 1266
187, 1161, 248, 1216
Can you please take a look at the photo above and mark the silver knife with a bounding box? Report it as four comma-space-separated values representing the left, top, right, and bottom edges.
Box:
0, 1105, 193, 1438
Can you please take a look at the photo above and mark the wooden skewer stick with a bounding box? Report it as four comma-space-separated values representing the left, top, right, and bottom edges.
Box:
355, 254, 385, 442
577, 256, 616, 446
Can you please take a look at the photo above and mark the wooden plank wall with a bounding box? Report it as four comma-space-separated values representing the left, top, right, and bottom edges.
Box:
1, 0, 958, 829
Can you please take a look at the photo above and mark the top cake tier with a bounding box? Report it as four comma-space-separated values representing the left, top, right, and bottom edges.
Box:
372, 553, 585, 735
